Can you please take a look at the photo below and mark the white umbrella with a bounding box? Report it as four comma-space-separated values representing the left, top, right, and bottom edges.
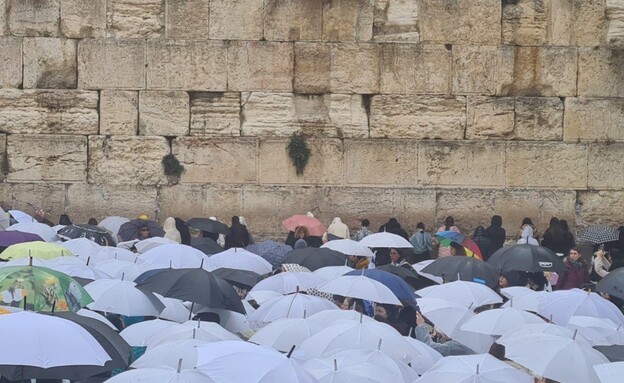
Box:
317, 275, 402, 305
106, 366, 215, 383
0, 256, 85, 268
414, 353, 533, 383
499, 286, 536, 300
76, 308, 118, 330
498, 323, 593, 348
94, 259, 142, 281
416, 280, 502, 309
313, 266, 354, 282
195, 308, 250, 335
307, 309, 375, 325
248, 292, 339, 329
246, 290, 283, 305
49, 262, 111, 281
321, 239, 375, 258
85, 279, 165, 316
251, 272, 324, 295
567, 316, 621, 346
538, 288, 624, 325
135, 237, 178, 254
81, 247, 140, 265
58, 238, 102, 256
403, 336, 443, 375
359, 232, 413, 249
460, 308, 546, 336
8, 209, 35, 223
501, 290, 547, 312
120, 318, 177, 346
7, 221, 58, 242
140, 244, 208, 270
411, 260, 443, 284
594, 362, 624, 383
145, 320, 239, 348
206, 248, 273, 275
99, 216, 130, 236
250, 317, 326, 353
131, 339, 209, 370
155, 294, 191, 323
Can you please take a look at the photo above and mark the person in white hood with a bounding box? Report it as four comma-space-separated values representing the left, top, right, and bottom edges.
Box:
517, 225, 539, 246
327, 217, 350, 239
163, 216, 181, 243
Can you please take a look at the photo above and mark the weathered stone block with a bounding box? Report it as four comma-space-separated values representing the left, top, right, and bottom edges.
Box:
264, 0, 322, 41
107, 0, 163, 38
380, 44, 450, 94
607, 0, 624, 47
0, 134, 5, 179
549, 0, 605, 47
0, 89, 98, 134
322, 0, 374, 41
100, 90, 138, 135
564, 98, 624, 142
160, 184, 242, 221
514, 97, 563, 141
139, 91, 189, 136
78, 40, 145, 89
60, 0, 106, 38
494, 190, 540, 237
209, 0, 263, 40
577, 191, 624, 226
502, 0, 548, 46
146, 40, 227, 91
588, 143, 624, 189
370, 95, 466, 139
23, 38, 77, 89
436, 189, 497, 234
7, 134, 86, 182
8, 0, 59, 37
330, 43, 379, 93
258, 138, 343, 185
165, 0, 209, 38
0, 0, 5, 35
538, 190, 577, 231
505, 142, 588, 188
228, 42, 293, 92
420, 0, 501, 44
373, 0, 419, 43
88, 136, 169, 185
393, 189, 437, 231
578, 48, 624, 97
452, 45, 499, 95
294, 43, 330, 93
319, 186, 395, 229
466, 97, 515, 139
241, 92, 368, 138
7, 183, 65, 220
344, 140, 418, 185
0, 37, 22, 88
190, 92, 241, 136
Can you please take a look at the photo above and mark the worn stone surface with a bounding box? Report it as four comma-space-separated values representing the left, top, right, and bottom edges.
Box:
436, 189, 497, 233
549, 0, 605, 47
160, 184, 242, 221
505, 142, 588, 189
241, 92, 368, 138
78, 40, 145, 89
209, 0, 263, 40
466, 96, 515, 139
319, 186, 395, 228
0, 89, 98, 134
538, 190, 577, 230
0, 0, 5, 35
66, 184, 158, 223
322, 0, 374, 42
7, 183, 64, 220
7, 134, 86, 182
577, 191, 624, 226
564, 98, 624, 142
514, 97, 563, 141
146, 40, 227, 91
88, 136, 169, 185
165, 0, 209, 39
380, 44, 450, 94
228, 42, 293, 92
23, 38, 77, 89
100, 90, 138, 135
139, 91, 189, 136
8, 0, 59, 37
294, 43, 330, 93
578, 48, 624, 97
330, 43, 379, 93
373, 0, 420, 43
419, 0, 501, 45
60, 0, 106, 38
264, 0, 322, 41
240, 186, 282, 234
607, 0, 624, 46
452, 45, 499, 95
588, 143, 624, 189
370, 95, 465, 139
344, 140, 419, 185
0, 37, 22, 88
190, 92, 241, 136
502, 0, 548, 46
392, 188, 437, 230
259, 138, 343, 185
107, 0, 163, 38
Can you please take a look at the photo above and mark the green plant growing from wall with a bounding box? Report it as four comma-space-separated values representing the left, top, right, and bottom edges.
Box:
287, 132, 311, 175
162, 154, 185, 178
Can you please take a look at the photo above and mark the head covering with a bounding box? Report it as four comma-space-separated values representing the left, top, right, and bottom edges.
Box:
327, 217, 350, 239
501, 270, 520, 287
163, 217, 181, 243
521, 225, 534, 239
307, 212, 315, 218
294, 238, 308, 249
239, 216, 249, 227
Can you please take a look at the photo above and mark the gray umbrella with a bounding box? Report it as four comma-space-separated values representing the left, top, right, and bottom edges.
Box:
596, 267, 624, 300
487, 244, 565, 274
186, 218, 230, 235
118, 219, 165, 241
423, 255, 500, 289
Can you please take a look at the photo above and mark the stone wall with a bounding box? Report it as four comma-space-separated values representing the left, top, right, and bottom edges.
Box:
1, 0, 624, 238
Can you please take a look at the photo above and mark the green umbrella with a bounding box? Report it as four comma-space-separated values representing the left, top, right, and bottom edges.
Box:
0, 265, 93, 312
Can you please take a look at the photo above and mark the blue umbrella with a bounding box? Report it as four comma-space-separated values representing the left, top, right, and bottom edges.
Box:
246, 240, 292, 268
345, 269, 418, 308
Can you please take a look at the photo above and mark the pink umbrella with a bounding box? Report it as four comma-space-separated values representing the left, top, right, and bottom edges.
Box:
282, 215, 326, 236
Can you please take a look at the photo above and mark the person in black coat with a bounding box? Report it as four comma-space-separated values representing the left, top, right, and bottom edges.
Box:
542, 217, 567, 254
485, 215, 506, 254
224, 216, 250, 249
379, 217, 409, 240
472, 226, 493, 261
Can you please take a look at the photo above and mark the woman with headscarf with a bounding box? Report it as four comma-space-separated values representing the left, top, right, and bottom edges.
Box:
224, 216, 250, 249
163, 217, 181, 244
542, 217, 567, 254
485, 215, 506, 254
517, 225, 539, 245
327, 217, 350, 239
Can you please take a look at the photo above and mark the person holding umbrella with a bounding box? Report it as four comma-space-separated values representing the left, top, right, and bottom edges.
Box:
555, 247, 590, 290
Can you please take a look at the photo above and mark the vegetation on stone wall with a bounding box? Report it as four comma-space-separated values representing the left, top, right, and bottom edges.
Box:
287, 132, 311, 175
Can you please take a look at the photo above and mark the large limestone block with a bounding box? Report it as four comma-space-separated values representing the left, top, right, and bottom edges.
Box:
0, 89, 98, 134
330, 43, 379, 93
146, 40, 226, 91
66, 184, 158, 224
100, 90, 138, 135
190, 92, 241, 136
319, 187, 395, 229
294, 43, 330, 93
419, 141, 506, 187
0, 0, 5, 35
165, 0, 209, 38
578, 48, 624, 97
466, 97, 515, 139
241, 92, 368, 138
370, 95, 466, 139
240, 186, 281, 234
78, 40, 145, 89
344, 140, 418, 185
107, 0, 163, 38
493, 190, 540, 237
0, 37, 22, 88
88, 136, 169, 185
607, 0, 624, 46
501, 0, 548, 46
393, 189, 437, 230
23, 38, 77, 89
549, 0, 605, 46
577, 191, 624, 226
228, 42, 293, 92
209, 0, 263, 40
452, 46, 499, 95
497, 46, 577, 97
514, 97, 563, 141
264, 0, 322, 41
588, 143, 624, 189
564, 98, 624, 141
373, 0, 420, 43
505, 142, 588, 189
258, 138, 343, 185
419, 0, 501, 44
139, 91, 189, 136
380, 44, 450, 94
160, 184, 242, 220
172, 137, 258, 184
60, 0, 106, 38
537, 190, 577, 230
7, 183, 65, 221
7, 134, 86, 182
322, 0, 374, 42
436, 190, 497, 234
8, 0, 59, 37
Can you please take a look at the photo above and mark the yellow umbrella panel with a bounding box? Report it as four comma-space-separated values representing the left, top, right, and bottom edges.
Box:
1, 241, 74, 260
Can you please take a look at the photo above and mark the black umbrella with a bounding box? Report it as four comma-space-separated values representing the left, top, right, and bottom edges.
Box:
487, 244, 565, 273
596, 267, 624, 300
212, 268, 263, 289
281, 247, 347, 271
191, 237, 223, 255
377, 264, 436, 290
186, 218, 230, 235
57, 224, 117, 246
422, 256, 500, 289
118, 219, 165, 242
595, 345, 624, 362
135, 268, 245, 314
578, 225, 620, 244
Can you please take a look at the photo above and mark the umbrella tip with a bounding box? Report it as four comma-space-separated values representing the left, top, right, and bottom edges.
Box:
177, 358, 183, 373
572, 329, 578, 340
476, 364, 480, 374
360, 313, 363, 324
29, 256, 32, 267
334, 359, 338, 371
287, 345, 296, 358
303, 309, 307, 319
377, 339, 382, 351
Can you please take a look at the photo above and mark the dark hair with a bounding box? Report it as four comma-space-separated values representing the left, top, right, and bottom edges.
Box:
362, 219, 370, 227
521, 217, 533, 226
444, 216, 454, 230
416, 222, 425, 230
560, 219, 570, 232
490, 215, 502, 228
87, 217, 98, 226
231, 216, 240, 225
59, 214, 72, 226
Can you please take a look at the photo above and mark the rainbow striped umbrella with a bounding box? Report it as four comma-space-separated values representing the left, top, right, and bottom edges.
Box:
435, 231, 483, 260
